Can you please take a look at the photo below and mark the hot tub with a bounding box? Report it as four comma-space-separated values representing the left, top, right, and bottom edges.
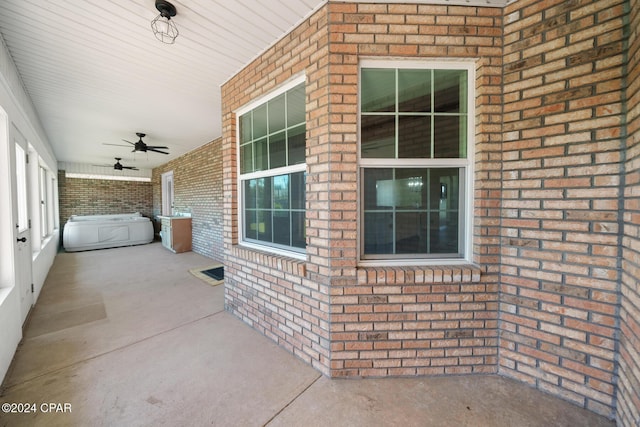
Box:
63, 213, 154, 252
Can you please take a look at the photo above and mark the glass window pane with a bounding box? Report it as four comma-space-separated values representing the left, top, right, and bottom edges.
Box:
363, 168, 393, 210
240, 144, 253, 173
273, 211, 291, 245
273, 174, 289, 210
398, 116, 430, 158
396, 212, 428, 254
240, 113, 252, 143
364, 212, 394, 254
245, 210, 257, 240
244, 180, 256, 209
434, 116, 461, 158
429, 168, 459, 210
430, 211, 459, 254
288, 124, 305, 165
253, 104, 268, 138
269, 131, 286, 169
257, 210, 272, 243
256, 178, 271, 209
291, 172, 305, 210
361, 69, 396, 113
398, 69, 431, 112
395, 169, 427, 210
287, 83, 306, 126
269, 93, 286, 133
434, 70, 465, 113
291, 211, 306, 248
361, 115, 395, 158
254, 138, 268, 171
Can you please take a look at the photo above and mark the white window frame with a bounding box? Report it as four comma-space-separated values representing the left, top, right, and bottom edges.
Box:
236, 75, 307, 260
358, 59, 475, 266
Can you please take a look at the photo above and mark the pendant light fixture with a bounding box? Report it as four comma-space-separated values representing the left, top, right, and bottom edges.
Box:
151, 0, 179, 44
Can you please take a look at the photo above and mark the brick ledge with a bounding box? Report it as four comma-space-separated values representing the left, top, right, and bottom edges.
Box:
356, 265, 481, 285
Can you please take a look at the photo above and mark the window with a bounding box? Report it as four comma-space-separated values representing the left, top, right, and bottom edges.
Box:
238, 78, 306, 255
359, 61, 474, 263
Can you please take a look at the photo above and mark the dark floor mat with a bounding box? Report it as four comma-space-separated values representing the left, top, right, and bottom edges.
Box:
202, 266, 224, 281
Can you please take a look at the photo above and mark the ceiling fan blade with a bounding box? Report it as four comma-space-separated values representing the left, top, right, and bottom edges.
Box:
122, 166, 139, 170
103, 143, 130, 147
146, 145, 169, 150
148, 148, 169, 154
121, 139, 136, 145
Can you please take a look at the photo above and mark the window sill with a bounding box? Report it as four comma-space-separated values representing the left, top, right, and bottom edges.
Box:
232, 244, 307, 276
356, 264, 481, 285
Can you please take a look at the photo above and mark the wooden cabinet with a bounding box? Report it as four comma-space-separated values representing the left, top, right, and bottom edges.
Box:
160, 216, 192, 253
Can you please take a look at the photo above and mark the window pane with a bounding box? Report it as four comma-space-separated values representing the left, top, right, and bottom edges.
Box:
288, 124, 305, 165
269, 93, 286, 133
396, 212, 428, 253
430, 168, 459, 210
361, 69, 396, 113
256, 178, 271, 209
434, 70, 465, 113
398, 69, 431, 112
361, 115, 395, 158
257, 210, 272, 242
434, 116, 461, 158
269, 131, 286, 169
291, 211, 305, 248
240, 114, 252, 144
253, 104, 268, 138
363, 168, 393, 210
395, 169, 427, 210
244, 180, 257, 209
245, 210, 257, 240
364, 212, 394, 254
240, 144, 253, 173
273, 211, 291, 246
287, 83, 306, 126
291, 172, 305, 210
398, 115, 430, 158
430, 211, 459, 254
273, 174, 289, 209
255, 138, 268, 171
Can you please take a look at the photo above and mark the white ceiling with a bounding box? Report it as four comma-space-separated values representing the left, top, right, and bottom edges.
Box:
0, 0, 510, 174
0, 0, 324, 171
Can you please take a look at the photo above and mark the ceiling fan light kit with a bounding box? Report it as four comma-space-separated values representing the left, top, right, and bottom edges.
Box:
151, 0, 179, 44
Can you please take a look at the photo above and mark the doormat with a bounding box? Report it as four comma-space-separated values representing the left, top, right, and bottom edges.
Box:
189, 264, 224, 287
202, 266, 224, 281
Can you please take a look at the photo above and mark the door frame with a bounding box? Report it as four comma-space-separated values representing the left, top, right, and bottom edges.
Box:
161, 171, 174, 216
10, 124, 33, 324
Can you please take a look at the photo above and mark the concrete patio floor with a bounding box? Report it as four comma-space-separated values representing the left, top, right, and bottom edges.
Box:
0, 242, 616, 426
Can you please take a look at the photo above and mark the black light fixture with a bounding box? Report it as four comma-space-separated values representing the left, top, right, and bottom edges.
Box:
151, 0, 179, 44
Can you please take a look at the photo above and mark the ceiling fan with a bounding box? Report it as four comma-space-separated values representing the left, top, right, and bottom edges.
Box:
125, 132, 169, 154
103, 132, 169, 155
93, 157, 139, 171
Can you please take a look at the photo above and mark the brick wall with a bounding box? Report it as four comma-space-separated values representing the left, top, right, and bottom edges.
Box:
222, 6, 333, 375
620, 0, 640, 424
326, 3, 503, 377
151, 139, 223, 263
219, 0, 639, 421
222, 2, 502, 378
500, 0, 627, 418
58, 170, 153, 228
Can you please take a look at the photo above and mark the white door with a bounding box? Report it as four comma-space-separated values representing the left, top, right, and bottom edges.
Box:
162, 171, 174, 215
11, 126, 33, 324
